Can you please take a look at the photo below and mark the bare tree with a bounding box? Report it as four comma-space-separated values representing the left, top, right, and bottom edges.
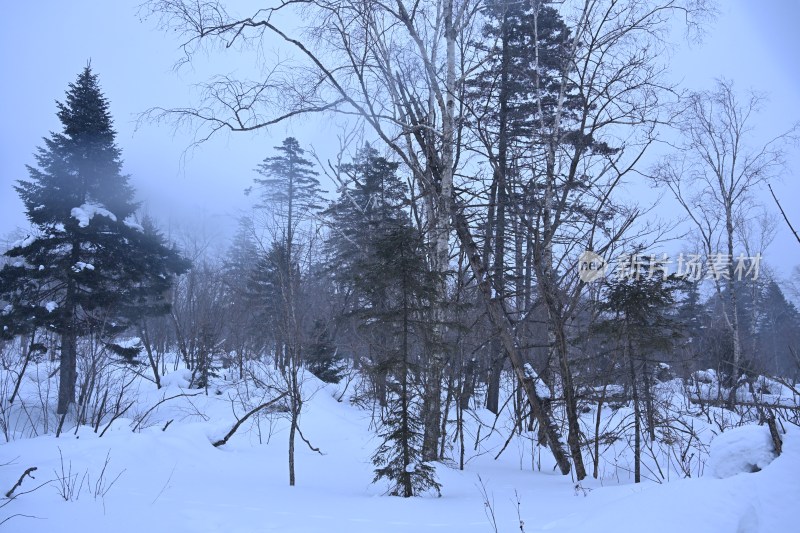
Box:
653, 79, 798, 400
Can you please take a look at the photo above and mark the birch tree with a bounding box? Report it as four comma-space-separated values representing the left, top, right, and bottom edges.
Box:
653, 79, 798, 399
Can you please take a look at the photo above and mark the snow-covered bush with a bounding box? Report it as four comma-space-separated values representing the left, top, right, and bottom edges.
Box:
708, 424, 778, 478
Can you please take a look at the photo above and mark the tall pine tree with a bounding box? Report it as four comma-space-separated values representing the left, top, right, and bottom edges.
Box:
323, 145, 410, 403
0, 65, 188, 414
249, 137, 324, 257
324, 144, 407, 295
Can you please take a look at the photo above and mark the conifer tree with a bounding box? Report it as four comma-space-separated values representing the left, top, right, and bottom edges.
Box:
248, 136, 323, 367
324, 143, 407, 291
221, 217, 263, 377
594, 255, 688, 482
324, 144, 409, 401
304, 319, 344, 384
756, 281, 800, 375
250, 137, 323, 257
467, 1, 591, 416
249, 240, 298, 364
363, 224, 441, 497
0, 65, 188, 414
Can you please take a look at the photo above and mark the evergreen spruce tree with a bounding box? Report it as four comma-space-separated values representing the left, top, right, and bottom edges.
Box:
249, 137, 323, 257
469, 0, 576, 145
0, 65, 188, 414
249, 240, 298, 365
323, 144, 410, 403
675, 279, 706, 351
594, 255, 688, 483
248, 137, 324, 367
304, 319, 344, 384
362, 224, 441, 497
221, 217, 263, 377
755, 280, 800, 375
467, 1, 604, 417
324, 143, 407, 282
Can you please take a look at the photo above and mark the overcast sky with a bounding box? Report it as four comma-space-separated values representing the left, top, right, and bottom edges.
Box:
1, 0, 798, 274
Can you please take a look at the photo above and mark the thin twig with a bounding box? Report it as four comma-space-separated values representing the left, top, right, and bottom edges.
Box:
768, 183, 800, 245
131, 392, 203, 432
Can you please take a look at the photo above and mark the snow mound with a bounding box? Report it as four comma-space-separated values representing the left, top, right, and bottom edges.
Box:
160, 368, 193, 388
708, 424, 777, 478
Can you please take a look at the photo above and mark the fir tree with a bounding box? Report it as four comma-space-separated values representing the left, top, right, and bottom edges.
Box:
324, 143, 407, 291
221, 217, 264, 377
249, 240, 299, 366
249, 137, 324, 256
0, 65, 189, 414
754, 281, 800, 375
323, 145, 411, 403
363, 224, 441, 497
248, 137, 323, 371
469, 0, 576, 145
594, 254, 688, 483
304, 319, 344, 384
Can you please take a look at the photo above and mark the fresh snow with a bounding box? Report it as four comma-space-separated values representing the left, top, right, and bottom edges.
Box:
44, 301, 58, 313
70, 203, 117, 228
115, 337, 142, 349
12, 234, 37, 249
72, 262, 95, 272
0, 362, 797, 533
524, 363, 551, 399
123, 219, 144, 232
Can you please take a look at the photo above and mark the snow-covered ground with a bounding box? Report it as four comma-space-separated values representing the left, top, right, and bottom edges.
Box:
1, 361, 797, 532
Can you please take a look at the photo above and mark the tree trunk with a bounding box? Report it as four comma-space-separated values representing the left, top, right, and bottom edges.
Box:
451, 202, 571, 475
642, 362, 656, 442
627, 337, 641, 484
57, 330, 77, 415
288, 400, 297, 486
9, 332, 36, 405
485, 354, 503, 414
401, 284, 413, 497
141, 321, 162, 389
553, 316, 587, 480
459, 357, 475, 411
485, 5, 512, 416
422, 0, 458, 463
725, 205, 743, 405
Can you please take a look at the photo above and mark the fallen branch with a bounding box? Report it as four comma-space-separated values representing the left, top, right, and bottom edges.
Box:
688, 397, 800, 411
99, 401, 135, 438
767, 414, 783, 456
212, 393, 288, 447
0, 513, 43, 527
296, 423, 323, 455
5, 467, 37, 498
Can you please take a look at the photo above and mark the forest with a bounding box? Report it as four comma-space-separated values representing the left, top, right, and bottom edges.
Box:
0, 0, 799, 531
